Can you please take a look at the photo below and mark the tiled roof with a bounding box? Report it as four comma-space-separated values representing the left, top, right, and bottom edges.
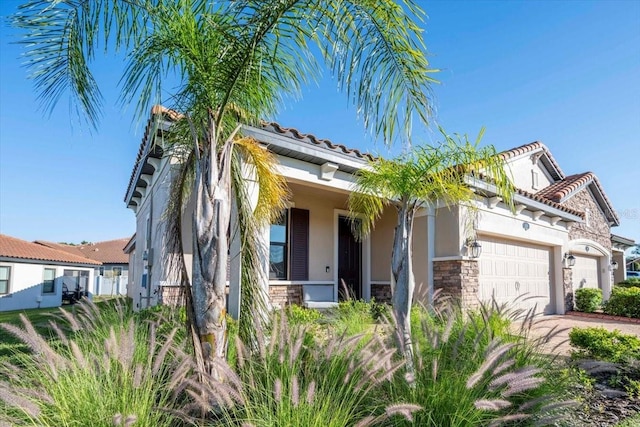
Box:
124, 105, 177, 205
534, 172, 619, 225
514, 187, 584, 218
123, 105, 596, 220
498, 141, 565, 179
0, 234, 101, 265
36, 239, 130, 264
259, 122, 374, 161
536, 172, 593, 202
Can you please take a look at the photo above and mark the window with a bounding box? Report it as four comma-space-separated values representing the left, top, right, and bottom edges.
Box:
268, 208, 309, 281
269, 211, 288, 279
112, 267, 123, 277
99, 266, 105, 276
43, 268, 56, 294
0, 266, 10, 295
63, 270, 90, 295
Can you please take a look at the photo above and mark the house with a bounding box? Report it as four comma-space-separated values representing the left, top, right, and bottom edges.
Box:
0, 234, 99, 312
124, 106, 635, 315
35, 238, 131, 296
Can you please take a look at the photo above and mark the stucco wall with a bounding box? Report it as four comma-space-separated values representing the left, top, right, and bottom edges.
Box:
129, 156, 179, 310
565, 188, 612, 251
370, 208, 395, 282
0, 261, 94, 312
506, 155, 554, 193
288, 183, 348, 282
435, 206, 460, 257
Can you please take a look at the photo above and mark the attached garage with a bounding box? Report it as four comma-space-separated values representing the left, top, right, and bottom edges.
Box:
572, 254, 600, 290
478, 236, 555, 314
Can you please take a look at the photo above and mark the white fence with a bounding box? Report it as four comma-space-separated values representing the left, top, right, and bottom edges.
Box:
95, 275, 128, 296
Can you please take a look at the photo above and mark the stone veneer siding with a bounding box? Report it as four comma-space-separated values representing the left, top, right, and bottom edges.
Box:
269, 284, 303, 306
433, 259, 480, 309
562, 268, 574, 312
563, 188, 612, 251
371, 283, 392, 303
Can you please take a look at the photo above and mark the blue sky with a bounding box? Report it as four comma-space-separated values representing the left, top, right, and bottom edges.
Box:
0, 0, 639, 246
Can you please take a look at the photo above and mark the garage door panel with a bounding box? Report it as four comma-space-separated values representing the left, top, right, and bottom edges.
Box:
478, 237, 554, 315
573, 255, 600, 290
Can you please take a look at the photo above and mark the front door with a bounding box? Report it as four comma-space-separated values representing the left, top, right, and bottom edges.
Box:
338, 216, 361, 300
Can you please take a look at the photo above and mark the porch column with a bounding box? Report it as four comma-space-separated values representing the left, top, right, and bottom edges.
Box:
426, 206, 435, 304
228, 199, 242, 320
562, 267, 574, 312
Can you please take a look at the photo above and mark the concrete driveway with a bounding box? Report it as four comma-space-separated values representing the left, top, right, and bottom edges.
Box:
521, 315, 640, 356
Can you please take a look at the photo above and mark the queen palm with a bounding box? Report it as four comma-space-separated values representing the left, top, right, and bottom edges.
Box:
349, 128, 515, 371
12, 0, 438, 367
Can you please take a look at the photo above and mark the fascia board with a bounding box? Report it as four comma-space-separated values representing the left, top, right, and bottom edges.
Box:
468, 177, 583, 222
242, 126, 368, 171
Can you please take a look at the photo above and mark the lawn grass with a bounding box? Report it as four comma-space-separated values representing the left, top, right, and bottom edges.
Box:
0, 299, 124, 361
0, 306, 71, 360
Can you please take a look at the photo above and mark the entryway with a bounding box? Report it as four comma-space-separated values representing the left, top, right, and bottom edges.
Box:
338, 216, 361, 300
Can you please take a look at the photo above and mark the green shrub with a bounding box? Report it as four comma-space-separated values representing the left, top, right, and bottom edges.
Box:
285, 304, 323, 325
617, 277, 640, 288
574, 288, 602, 312
603, 286, 640, 318
569, 327, 640, 363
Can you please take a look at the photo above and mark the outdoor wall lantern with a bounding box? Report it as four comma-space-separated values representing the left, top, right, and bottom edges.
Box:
466, 238, 482, 259
611, 261, 619, 271
563, 253, 576, 268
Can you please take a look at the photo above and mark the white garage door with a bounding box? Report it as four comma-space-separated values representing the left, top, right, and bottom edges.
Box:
572, 255, 600, 290
478, 237, 554, 315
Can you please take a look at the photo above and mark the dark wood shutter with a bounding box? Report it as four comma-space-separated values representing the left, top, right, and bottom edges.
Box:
289, 208, 309, 281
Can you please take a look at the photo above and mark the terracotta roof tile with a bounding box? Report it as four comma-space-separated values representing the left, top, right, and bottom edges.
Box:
498, 141, 565, 179
515, 187, 584, 218
534, 172, 619, 224
259, 122, 374, 161
37, 239, 130, 264
0, 235, 101, 265
536, 172, 593, 202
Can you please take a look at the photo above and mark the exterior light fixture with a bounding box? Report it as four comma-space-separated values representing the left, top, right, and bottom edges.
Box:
522, 222, 530, 231
611, 261, 619, 271
563, 253, 576, 268
466, 238, 482, 259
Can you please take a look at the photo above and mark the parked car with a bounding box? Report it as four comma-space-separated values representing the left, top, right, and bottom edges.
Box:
627, 271, 640, 278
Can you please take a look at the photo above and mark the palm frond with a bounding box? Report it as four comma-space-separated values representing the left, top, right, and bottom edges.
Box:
11, 0, 152, 128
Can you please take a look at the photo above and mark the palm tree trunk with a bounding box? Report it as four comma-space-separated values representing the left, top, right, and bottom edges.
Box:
391, 203, 415, 374
191, 119, 233, 369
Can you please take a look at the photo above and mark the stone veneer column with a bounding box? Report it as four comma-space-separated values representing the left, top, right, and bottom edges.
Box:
268, 285, 303, 307
563, 267, 574, 312
433, 259, 480, 310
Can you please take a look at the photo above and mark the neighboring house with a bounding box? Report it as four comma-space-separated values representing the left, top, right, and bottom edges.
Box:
611, 235, 636, 282
124, 106, 635, 315
35, 239, 131, 296
0, 234, 99, 312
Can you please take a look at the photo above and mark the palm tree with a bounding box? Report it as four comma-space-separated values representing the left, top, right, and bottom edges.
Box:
12, 0, 438, 369
349, 128, 515, 371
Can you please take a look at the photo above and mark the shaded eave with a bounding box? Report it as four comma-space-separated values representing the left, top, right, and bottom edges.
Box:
467, 176, 584, 223
611, 234, 636, 251
123, 107, 171, 209
242, 123, 371, 174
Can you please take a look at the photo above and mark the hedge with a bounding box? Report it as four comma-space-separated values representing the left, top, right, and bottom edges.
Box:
603, 286, 640, 319
616, 277, 640, 289
574, 287, 602, 313
569, 327, 640, 363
